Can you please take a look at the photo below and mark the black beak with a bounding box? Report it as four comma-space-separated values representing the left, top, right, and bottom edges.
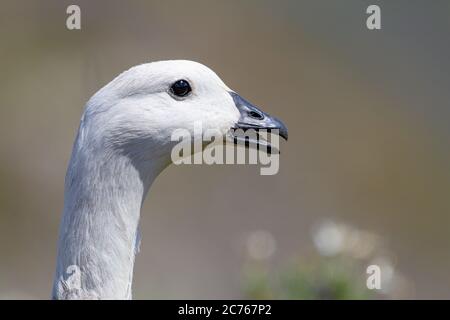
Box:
229, 92, 288, 152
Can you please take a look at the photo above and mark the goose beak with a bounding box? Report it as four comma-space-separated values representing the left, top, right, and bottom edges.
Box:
229, 92, 288, 152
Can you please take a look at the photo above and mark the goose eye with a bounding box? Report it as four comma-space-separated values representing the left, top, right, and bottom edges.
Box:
170, 79, 191, 97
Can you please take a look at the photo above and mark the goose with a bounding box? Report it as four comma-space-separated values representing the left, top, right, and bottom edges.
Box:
52, 60, 288, 299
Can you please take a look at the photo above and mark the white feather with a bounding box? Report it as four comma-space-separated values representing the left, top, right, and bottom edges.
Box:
52, 60, 240, 299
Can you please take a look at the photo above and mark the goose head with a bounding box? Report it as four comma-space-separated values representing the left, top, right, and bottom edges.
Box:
54, 60, 288, 299
81, 60, 287, 170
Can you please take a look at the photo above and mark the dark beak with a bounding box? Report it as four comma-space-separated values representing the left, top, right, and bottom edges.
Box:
229, 92, 288, 152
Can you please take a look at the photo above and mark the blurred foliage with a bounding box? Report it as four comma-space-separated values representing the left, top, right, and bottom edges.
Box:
244, 257, 374, 300
242, 221, 411, 299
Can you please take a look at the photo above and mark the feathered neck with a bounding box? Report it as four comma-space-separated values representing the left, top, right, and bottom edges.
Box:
52, 122, 167, 299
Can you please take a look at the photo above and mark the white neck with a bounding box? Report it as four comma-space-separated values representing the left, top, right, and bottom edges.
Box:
52, 128, 167, 299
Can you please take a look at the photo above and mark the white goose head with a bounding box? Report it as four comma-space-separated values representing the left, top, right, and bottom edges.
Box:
83, 60, 286, 166
53, 60, 287, 299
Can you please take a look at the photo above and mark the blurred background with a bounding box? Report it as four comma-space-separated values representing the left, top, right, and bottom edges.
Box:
0, 0, 449, 299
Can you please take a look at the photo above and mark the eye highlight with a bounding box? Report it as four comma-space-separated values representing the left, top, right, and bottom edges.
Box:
170, 79, 192, 98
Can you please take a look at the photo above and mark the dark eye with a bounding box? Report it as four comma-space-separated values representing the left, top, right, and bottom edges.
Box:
170, 79, 192, 97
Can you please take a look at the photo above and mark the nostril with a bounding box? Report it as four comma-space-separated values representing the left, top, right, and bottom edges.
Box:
248, 111, 264, 120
